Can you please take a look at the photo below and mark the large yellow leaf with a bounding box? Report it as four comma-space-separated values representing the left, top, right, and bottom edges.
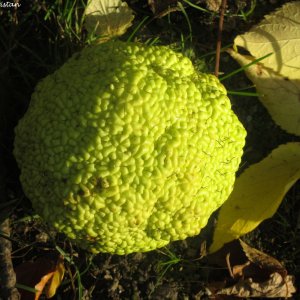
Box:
234, 2, 300, 80
228, 49, 300, 136
230, 2, 300, 136
209, 143, 300, 253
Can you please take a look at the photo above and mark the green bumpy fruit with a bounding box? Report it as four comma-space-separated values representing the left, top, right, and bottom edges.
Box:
14, 41, 246, 254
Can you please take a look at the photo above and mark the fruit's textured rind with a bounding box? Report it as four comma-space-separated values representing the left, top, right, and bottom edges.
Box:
14, 41, 246, 254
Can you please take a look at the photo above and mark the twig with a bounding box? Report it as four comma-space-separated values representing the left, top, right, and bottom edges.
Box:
214, 0, 227, 77
225, 252, 234, 278
0, 218, 20, 300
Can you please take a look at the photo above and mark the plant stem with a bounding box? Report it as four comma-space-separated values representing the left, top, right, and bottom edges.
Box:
214, 0, 227, 77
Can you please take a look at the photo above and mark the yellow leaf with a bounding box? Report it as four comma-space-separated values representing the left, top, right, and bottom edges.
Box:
84, 0, 134, 41
45, 257, 65, 299
35, 272, 54, 300
234, 2, 300, 79
228, 49, 300, 136
209, 143, 300, 253
15, 255, 65, 300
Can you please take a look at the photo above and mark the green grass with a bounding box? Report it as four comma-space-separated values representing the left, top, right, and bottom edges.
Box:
155, 248, 182, 282
1, 0, 299, 299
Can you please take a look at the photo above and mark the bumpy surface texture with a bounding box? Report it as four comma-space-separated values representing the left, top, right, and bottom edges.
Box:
14, 41, 246, 254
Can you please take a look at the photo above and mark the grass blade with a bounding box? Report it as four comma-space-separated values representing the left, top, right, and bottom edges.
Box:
182, 0, 212, 14
220, 52, 273, 81
127, 16, 149, 42
227, 91, 260, 97
15, 283, 37, 294
178, 2, 192, 42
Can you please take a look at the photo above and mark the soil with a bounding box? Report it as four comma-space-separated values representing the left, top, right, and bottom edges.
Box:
0, 0, 299, 299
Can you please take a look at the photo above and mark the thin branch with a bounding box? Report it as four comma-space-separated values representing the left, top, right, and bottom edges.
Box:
214, 0, 227, 77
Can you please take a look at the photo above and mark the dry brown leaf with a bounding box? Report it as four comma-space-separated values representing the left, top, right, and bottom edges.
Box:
216, 272, 296, 298
205, 240, 248, 270
206, 0, 221, 12
205, 240, 296, 298
239, 239, 286, 277
232, 261, 251, 279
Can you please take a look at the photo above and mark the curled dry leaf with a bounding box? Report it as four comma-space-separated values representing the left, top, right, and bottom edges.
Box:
210, 143, 300, 253
206, 240, 296, 298
239, 239, 286, 277
231, 261, 250, 279
216, 272, 295, 298
85, 0, 134, 41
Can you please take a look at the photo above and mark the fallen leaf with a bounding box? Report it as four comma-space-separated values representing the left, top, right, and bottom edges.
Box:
216, 272, 296, 298
239, 240, 286, 277
84, 0, 134, 41
15, 254, 64, 300
209, 143, 300, 253
231, 261, 251, 279
234, 2, 300, 79
205, 240, 247, 269
206, 0, 221, 12
35, 272, 55, 300
206, 240, 296, 298
230, 2, 300, 136
45, 256, 65, 298
228, 49, 300, 136
205, 240, 275, 281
